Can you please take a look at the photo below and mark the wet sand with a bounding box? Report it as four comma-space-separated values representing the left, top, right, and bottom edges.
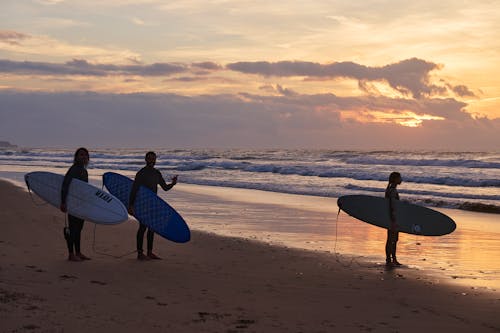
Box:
1, 179, 499, 332
171, 183, 500, 291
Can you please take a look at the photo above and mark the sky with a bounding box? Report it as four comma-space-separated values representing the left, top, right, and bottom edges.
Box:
1, 0, 499, 150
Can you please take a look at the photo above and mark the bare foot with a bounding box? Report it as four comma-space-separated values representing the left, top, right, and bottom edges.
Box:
392, 259, 402, 266
137, 253, 150, 261
68, 253, 82, 262
77, 253, 91, 260
147, 252, 162, 260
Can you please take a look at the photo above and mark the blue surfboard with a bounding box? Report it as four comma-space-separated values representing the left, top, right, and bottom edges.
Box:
103, 172, 190, 243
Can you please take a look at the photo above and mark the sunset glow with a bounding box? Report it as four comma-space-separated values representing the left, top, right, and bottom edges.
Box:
0, 0, 499, 149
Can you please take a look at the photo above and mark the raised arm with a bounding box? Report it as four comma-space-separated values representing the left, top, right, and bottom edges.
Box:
159, 172, 177, 191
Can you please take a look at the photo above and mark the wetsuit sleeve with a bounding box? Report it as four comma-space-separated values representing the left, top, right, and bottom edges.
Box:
129, 172, 142, 207
61, 166, 76, 205
158, 170, 173, 191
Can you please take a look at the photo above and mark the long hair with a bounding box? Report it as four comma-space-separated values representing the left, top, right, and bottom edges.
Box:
73, 147, 89, 164
388, 172, 401, 183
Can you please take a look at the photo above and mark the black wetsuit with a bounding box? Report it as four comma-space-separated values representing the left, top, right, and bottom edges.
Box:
129, 166, 173, 254
61, 163, 88, 254
385, 183, 399, 261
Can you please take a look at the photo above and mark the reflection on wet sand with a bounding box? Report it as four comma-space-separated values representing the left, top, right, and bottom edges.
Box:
169, 184, 500, 291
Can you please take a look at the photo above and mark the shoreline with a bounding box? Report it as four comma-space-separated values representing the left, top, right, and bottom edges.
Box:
1, 179, 499, 332
3, 174, 500, 290
1, 163, 499, 215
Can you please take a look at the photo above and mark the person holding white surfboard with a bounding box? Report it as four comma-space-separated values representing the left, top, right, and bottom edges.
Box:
60, 147, 91, 262
128, 151, 178, 260
385, 171, 402, 267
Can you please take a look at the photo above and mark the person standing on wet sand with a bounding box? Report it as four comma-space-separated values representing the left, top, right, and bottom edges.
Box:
60, 147, 91, 262
128, 151, 177, 260
385, 171, 402, 267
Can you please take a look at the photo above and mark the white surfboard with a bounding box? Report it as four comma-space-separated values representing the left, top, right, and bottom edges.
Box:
25, 171, 128, 225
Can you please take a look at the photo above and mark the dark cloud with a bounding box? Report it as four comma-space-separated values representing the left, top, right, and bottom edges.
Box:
258, 84, 276, 93
164, 76, 238, 84
1, 57, 475, 101
275, 84, 298, 97
123, 78, 141, 83
0, 59, 187, 76
1, 90, 496, 150
166, 76, 208, 82
192, 62, 223, 70
227, 58, 473, 100
449, 84, 477, 98
238, 91, 472, 122
0, 30, 30, 45
257, 84, 298, 96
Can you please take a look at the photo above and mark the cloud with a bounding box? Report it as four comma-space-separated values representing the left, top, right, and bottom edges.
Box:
448, 84, 477, 98
0, 59, 188, 77
237, 90, 471, 122
0, 31, 30, 45
165, 76, 211, 82
227, 58, 473, 99
257, 84, 298, 97
0, 30, 140, 63
0, 55, 476, 102
192, 62, 223, 71
1, 90, 497, 150
0, 58, 228, 78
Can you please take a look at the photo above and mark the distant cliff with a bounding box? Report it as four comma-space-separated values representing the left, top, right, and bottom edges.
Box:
0, 141, 17, 148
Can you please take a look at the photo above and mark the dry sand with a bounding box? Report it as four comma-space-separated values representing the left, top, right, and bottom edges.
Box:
1, 179, 499, 332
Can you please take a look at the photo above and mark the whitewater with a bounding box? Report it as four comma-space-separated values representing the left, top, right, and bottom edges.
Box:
0, 148, 499, 214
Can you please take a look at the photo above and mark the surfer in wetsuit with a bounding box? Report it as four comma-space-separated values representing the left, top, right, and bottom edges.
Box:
60, 147, 91, 262
128, 151, 177, 260
385, 171, 402, 267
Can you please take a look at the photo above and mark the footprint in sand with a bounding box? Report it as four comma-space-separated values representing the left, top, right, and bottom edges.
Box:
26, 265, 46, 273
24, 305, 39, 311
90, 280, 107, 286
22, 324, 40, 330
234, 319, 256, 329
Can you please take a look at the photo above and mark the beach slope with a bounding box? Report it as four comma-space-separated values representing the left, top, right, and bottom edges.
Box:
0, 180, 499, 332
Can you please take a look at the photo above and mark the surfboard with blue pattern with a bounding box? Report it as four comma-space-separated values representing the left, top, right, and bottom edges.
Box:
103, 172, 190, 243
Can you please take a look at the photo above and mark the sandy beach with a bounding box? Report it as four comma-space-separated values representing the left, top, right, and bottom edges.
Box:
1, 179, 499, 332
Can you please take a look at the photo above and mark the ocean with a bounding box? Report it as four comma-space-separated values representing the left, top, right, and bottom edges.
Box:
1, 148, 499, 214
1, 147, 500, 289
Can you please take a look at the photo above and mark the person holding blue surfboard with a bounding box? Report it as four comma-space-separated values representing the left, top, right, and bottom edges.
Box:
60, 147, 91, 262
385, 171, 402, 267
129, 151, 178, 260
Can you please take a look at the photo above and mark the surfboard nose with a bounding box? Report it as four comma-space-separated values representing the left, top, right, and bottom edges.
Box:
166, 220, 191, 243
24, 173, 31, 190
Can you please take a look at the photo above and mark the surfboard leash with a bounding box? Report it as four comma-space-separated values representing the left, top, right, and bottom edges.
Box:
333, 208, 356, 267
333, 208, 369, 268
26, 187, 50, 207
91, 184, 137, 258
91, 224, 137, 259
